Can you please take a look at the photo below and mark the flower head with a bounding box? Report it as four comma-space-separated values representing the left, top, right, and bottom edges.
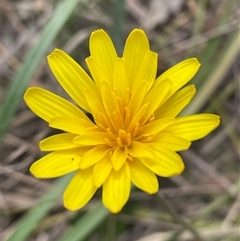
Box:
24, 29, 220, 213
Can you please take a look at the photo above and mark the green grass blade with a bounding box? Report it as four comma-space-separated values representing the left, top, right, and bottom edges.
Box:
1, 0, 81, 139
110, 0, 126, 53
57, 202, 109, 241
6, 174, 73, 241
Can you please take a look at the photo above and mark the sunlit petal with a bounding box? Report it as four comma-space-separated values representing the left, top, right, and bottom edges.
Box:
140, 148, 185, 177
138, 118, 175, 136
30, 149, 81, 178
49, 117, 94, 135
103, 163, 131, 213
111, 146, 128, 171
165, 114, 220, 141
64, 168, 97, 210
123, 29, 150, 89
73, 132, 108, 146
150, 132, 191, 151
85, 56, 106, 90
40, 133, 79, 151
90, 29, 117, 87
156, 58, 200, 96
128, 81, 149, 115
132, 51, 157, 92
24, 87, 89, 122
128, 141, 154, 158
101, 81, 123, 129
129, 159, 159, 194
155, 85, 196, 118
80, 145, 109, 169
48, 49, 98, 111
141, 80, 172, 123
83, 88, 108, 129
93, 156, 112, 187
113, 58, 129, 106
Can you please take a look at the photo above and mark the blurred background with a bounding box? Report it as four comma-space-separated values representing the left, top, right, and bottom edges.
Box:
1, 0, 239, 240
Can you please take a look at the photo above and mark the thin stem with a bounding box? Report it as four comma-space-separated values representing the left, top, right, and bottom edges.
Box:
154, 194, 207, 241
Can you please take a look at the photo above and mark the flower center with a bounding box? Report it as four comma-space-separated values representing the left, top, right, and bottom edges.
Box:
117, 129, 132, 148
106, 128, 132, 149
102, 97, 142, 149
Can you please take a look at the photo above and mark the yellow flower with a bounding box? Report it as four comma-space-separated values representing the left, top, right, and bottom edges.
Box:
24, 29, 220, 213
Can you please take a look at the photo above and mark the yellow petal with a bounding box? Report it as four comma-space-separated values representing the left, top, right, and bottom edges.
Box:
48, 49, 98, 112
83, 88, 108, 129
123, 29, 150, 88
80, 145, 109, 169
85, 56, 106, 90
40, 133, 79, 151
103, 163, 130, 213
155, 85, 196, 119
49, 117, 94, 135
128, 159, 159, 194
127, 103, 149, 133
156, 58, 200, 95
150, 132, 191, 151
141, 80, 172, 124
89, 29, 117, 87
30, 149, 81, 178
63, 168, 97, 211
132, 51, 157, 92
93, 156, 112, 187
128, 81, 149, 116
113, 58, 129, 105
165, 114, 220, 141
138, 118, 175, 136
128, 141, 154, 158
73, 132, 108, 146
111, 146, 127, 171
140, 148, 185, 177
24, 87, 89, 122
101, 81, 123, 129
